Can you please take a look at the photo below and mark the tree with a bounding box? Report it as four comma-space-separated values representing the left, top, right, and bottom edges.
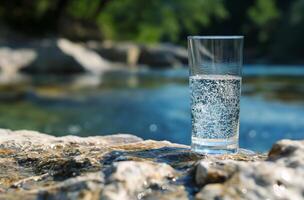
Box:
96, 0, 228, 43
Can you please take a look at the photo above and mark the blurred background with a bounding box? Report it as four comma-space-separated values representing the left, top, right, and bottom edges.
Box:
0, 0, 303, 152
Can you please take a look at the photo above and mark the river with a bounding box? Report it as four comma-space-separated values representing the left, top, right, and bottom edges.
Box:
0, 65, 303, 152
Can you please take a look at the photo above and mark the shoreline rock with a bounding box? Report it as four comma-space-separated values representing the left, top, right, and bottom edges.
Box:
0, 39, 188, 77
87, 41, 188, 68
0, 129, 302, 200
0, 38, 113, 75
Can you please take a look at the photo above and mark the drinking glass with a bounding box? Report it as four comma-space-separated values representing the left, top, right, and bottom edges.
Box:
188, 36, 243, 154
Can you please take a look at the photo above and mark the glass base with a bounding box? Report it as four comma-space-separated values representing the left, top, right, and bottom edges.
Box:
191, 136, 238, 154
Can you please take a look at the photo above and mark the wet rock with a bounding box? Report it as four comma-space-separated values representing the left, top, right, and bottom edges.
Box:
0, 129, 302, 200
20, 39, 85, 74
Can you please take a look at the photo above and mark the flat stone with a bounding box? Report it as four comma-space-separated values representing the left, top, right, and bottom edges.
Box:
0, 129, 302, 200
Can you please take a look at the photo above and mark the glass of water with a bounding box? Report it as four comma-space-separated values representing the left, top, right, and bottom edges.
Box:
188, 36, 243, 154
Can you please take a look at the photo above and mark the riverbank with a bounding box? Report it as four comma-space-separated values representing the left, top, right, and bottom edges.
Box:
0, 38, 188, 76
2, 36, 304, 78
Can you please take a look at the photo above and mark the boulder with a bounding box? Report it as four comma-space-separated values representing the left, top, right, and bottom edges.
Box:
0, 38, 112, 75
87, 41, 188, 68
20, 39, 85, 74
0, 129, 302, 200
22, 39, 112, 74
57, 39, 112, 74
0, 47, 36, 74
87, 41, 141, 67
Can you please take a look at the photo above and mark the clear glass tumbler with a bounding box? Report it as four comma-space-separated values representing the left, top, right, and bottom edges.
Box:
188, 36, 243, 154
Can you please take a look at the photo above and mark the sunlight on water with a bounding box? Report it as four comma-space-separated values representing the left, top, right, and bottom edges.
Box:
0, 67, 303, 152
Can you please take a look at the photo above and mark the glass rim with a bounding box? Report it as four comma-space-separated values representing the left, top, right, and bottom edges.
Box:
188, 35, 244, 40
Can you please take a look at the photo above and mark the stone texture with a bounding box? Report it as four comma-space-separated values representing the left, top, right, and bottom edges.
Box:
100, 161, 177, 200
195, 140, 304, 200
268, 139, 304, 169
0, 129, 302, 200
195, 162, 304, 200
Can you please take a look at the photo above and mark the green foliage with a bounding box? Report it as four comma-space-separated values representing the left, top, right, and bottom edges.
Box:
248, 0, 280, 26
97, 0, 228, 43
248, 0, 280, 42
0, 0, 303, 62
67, 0, 100, 19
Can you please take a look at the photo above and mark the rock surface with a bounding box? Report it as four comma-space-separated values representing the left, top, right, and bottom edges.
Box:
0, 47, 37, 74
0, 38, 112, 75
57, 39, 111, 74
0, 39, 187, 76
0, 129, 302, 200
87, 41, 188, 67
88, 41, 141, 67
